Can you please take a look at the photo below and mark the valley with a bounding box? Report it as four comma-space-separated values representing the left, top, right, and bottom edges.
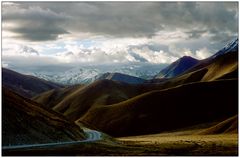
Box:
1, 38, 238, 156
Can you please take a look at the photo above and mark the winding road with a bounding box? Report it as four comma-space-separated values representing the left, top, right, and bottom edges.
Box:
2, 128, 102, 150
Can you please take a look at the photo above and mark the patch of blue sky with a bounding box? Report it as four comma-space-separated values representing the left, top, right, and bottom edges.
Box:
39, 42, 67, 55
39, 37, 104, 55
77, 39, 96, 48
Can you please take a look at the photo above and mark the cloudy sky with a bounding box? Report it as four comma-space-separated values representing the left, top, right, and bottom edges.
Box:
2, 2, 238, 68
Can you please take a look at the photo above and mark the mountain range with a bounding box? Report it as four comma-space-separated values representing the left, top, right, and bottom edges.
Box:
8, 63, 165, 85
97, 72, 146, 84
2, 38, 238, 155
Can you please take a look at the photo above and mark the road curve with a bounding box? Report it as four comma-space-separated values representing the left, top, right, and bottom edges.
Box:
2, 128, 102, 150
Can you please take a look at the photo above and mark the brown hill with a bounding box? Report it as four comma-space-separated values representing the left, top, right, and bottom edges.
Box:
187, 50, 237, 82
155, 50, 237, 88
52, 80, 141, 121
32, 84, 84, 108
2, 87, 85, 146
33, 50, 238, 127
2, 68, 62, 98
197, 115, 238, 135
79, 79, 237, 137
34, 79, 182, 121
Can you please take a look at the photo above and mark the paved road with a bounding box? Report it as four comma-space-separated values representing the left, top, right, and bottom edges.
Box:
2, 128, 102, 150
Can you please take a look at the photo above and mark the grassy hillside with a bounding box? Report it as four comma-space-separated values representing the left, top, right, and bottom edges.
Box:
155, 50, 237, 88
34, 79, 189, 121
2, 68, 62, 98
197, 115, 238, 135
34, 52, 237, 124
80, 79, 237, 136
52, 80, 141, 120
2, 87, 85, 146
33, 50, 238, 136
33, 84, 84, 108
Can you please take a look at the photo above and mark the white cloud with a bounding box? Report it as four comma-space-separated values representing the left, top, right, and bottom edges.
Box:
195, 47, 212, 59
131, 46, 177, 64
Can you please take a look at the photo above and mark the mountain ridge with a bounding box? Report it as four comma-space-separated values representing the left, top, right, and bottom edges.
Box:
97, 72, 146, 84
155, 56, 199, 79
2, 68, 62, 98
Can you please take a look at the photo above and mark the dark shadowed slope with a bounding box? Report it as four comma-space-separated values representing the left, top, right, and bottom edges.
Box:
34, 78, 188, 121
97, 72, 146, 84
2, 68, 62, 98
197, 115, 238, 135
52, 80, 141, 121
79, 79, 237, 137
155, 56, 199, 79
2, 87, 85, 146
34, 79, 172, 121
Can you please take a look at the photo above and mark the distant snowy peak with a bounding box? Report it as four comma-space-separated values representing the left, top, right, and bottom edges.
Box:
155, 56, 199, 79
97, 72, 146, 84
211, 38, 238, 59
28, 64, 164, 85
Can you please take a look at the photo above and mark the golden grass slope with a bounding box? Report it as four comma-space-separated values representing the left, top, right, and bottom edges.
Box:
159, 50, 237, 88
33, 84, 84, 108
197, 115, 238, 135
52, 80, 141, 120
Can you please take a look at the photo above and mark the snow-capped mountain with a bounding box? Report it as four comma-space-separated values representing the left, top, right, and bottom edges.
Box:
97, 72, 146, 84
27, 63, 165, 85
211, 38, 238, 59
155, 56, 199, 79
32, 67, 100, 85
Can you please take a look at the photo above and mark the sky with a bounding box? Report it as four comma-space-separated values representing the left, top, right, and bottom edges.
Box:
2, 2, 239, 68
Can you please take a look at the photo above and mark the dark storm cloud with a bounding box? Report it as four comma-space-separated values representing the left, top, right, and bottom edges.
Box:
2, 2, 238, 41
2, 3, 69, 41
8, 25, 68, 41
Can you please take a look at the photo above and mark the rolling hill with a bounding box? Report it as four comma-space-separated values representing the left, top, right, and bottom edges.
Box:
34, 49, 238, 124
152, 38, 238, 83
79, 79, 237, 136
33, 38, 238, 138
149, 49, 238, 88
2, 68, 62, 98
32, 85, 84, 109
51, 80, 140, 121
34, 79, 175, 121
2, 87, 86, 146
197, 115, 238, 135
